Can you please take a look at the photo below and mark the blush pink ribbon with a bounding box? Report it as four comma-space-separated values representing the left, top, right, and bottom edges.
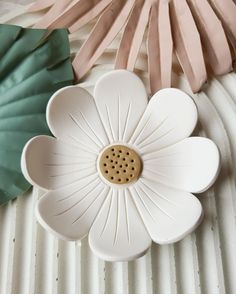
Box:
29, 0, 236, 94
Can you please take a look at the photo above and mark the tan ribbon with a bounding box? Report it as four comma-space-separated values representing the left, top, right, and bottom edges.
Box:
147, 0, 173, 93
72, 0, 135, 81
115, 0, 152, 71
33, 0, 72, 28
56, 0, 112, 33
30, 0, 236, 93
187, 0, 232, 76
28, 0, 56, 12
209, 0, 236, 57
170, 0, 207, 93
33, 0, 112, 33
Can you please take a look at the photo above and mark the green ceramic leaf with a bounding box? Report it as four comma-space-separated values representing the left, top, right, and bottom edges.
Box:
0, 24, 74, 205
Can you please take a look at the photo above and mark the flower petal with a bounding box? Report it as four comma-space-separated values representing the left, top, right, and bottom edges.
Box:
94, 70, 148, 143
89, 188, 151, 261
21, 135, 97, 190
142, 137, 220, 193
47, 86, 109, 153
130, 88, 197, 154
130, 180, 203, 244
36, 178, 108, 241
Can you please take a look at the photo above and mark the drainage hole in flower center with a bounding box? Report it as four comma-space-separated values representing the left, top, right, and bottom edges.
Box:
98, 145, 142, 185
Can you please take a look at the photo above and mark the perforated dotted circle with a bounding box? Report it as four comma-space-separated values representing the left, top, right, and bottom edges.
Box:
99, 145, 142, 185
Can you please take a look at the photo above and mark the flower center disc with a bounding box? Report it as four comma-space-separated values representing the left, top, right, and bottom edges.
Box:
99, 145, 142, 185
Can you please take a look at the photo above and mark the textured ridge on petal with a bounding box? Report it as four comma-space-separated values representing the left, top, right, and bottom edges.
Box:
94, 70, 148, 143
47, 86, 109, 153
130, 88, 197, 154
36, 178, 108, 241
89, 188, 151, 261
130, 180, 203, 244
143, 137, 220, 193
21, 135, 97, 190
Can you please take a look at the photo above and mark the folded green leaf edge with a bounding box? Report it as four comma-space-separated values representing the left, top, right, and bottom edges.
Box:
0, 24, 74, 205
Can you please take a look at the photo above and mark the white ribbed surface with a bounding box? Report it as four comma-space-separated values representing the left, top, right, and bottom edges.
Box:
1, 2, 236, 293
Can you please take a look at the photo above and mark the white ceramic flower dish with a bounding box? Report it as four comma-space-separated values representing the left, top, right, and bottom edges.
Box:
21, 70, 220, 261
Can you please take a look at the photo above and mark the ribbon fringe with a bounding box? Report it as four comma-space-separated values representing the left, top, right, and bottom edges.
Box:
31, 0, 236, 94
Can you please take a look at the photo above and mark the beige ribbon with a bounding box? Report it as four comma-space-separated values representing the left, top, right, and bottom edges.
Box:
28, 0, 56, 12
30, 0, 236, 94
187, 0, 232, 76
147, 1, 173, 93
33, 0, 112, 32
115, 0, 152, 71
209, 0, 236, 57
170, 0, 207, 93
33, 0, 72, 28
72, 0, 136, 81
